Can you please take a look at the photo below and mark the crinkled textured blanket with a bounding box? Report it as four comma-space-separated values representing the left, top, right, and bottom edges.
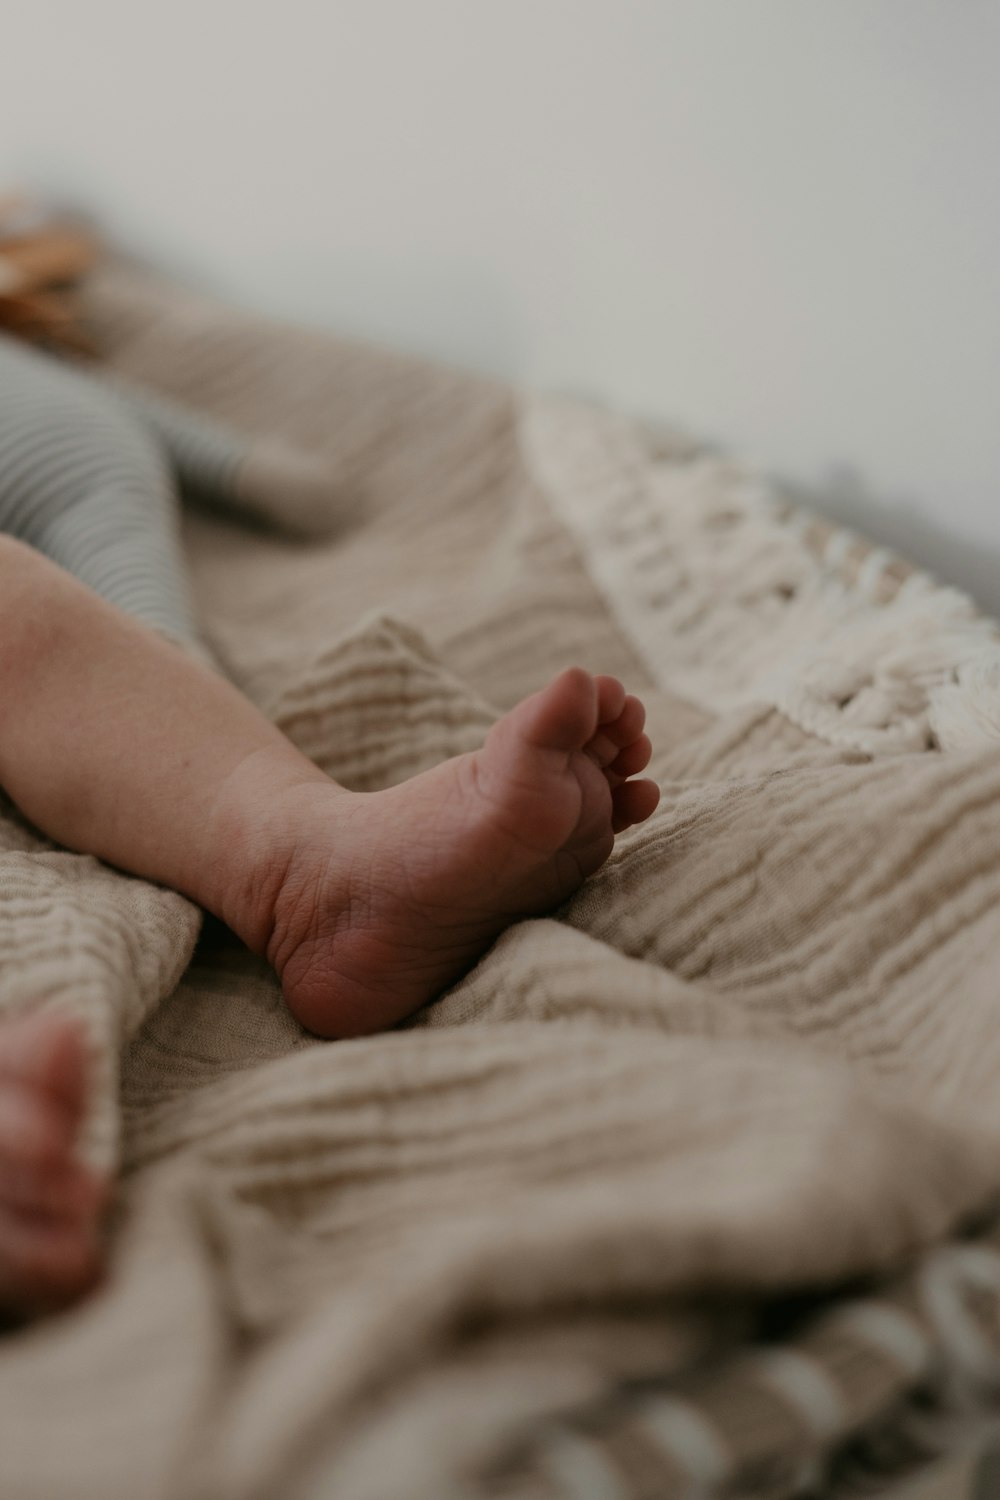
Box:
2, 264, 1000, 1500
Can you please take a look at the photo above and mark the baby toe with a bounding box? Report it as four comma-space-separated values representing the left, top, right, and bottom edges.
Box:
610, 732, 653, 779
513, 668, 598, 754
0, 1155, 106, 1218
0, 1013, 88, 1125
0, 1205, 100, 1308
0, 1082, 72, 1173
606, 694, 646, 749
611, 778, 661, 833
586, 688, 650, 769
594, 674, 627, 725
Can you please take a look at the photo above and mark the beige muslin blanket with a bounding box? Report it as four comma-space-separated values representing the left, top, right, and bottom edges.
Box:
1, 262, 1000, 1500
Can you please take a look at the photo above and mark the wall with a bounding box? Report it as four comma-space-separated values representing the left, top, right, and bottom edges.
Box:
3, 1, 999, 606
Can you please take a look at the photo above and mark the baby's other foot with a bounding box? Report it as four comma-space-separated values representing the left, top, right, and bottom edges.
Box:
0, 1013, 106, 1315
253, 668, 659, 1037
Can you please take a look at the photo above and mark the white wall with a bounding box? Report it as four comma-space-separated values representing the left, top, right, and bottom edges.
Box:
3, 1, 999, 607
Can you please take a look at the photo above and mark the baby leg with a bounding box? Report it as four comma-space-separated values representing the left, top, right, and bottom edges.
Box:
116, 379, 347, 539
0, 536, 658, 1041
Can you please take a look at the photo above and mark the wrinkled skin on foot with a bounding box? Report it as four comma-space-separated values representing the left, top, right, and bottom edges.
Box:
0, 1012, 106, 1317
250, 669, 659, 1038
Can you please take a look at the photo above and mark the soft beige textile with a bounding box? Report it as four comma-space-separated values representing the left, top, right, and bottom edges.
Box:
1, 264, 999, 1500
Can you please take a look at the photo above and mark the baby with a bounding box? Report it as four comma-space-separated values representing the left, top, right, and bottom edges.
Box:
0, 331, 659, 1311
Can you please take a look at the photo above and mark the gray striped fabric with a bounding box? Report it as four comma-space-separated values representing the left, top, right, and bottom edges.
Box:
0, 332, 200, 639
0, 331, 315, 644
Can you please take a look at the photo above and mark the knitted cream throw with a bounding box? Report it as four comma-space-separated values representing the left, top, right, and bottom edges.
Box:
1, 263, 1000, 1500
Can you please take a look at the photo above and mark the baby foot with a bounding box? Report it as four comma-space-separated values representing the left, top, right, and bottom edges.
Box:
0, 1012, 106, 1314
247, 669, 658, 1037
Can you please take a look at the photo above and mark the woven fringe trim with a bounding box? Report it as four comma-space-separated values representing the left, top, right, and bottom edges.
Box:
522, 396, 1000, 756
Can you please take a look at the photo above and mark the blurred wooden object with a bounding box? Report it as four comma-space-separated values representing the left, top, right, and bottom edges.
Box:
0, 194, 99, 351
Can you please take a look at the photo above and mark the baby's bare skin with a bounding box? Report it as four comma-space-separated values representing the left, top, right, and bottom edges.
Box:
0, 1012, 105, 1312
222, 666, 657, 1036
0, 535, 659, 1304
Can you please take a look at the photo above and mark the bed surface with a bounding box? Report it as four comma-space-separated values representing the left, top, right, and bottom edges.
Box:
1, 263, 999, 1500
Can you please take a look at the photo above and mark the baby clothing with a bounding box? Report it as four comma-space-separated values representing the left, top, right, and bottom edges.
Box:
0, 332, 339, 643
